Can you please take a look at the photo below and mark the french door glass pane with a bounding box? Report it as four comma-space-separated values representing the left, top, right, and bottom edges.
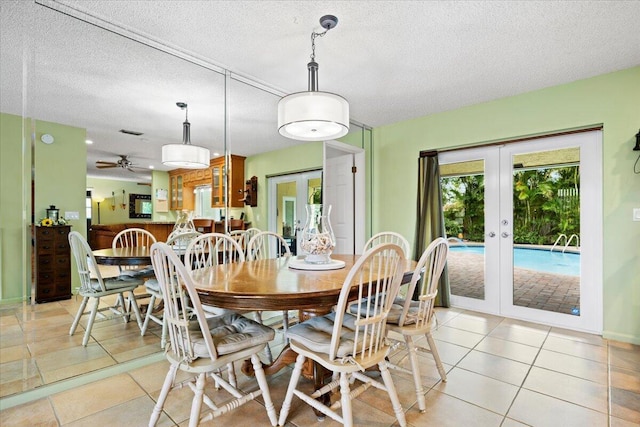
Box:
276, 181, 297, 236
440, 160, 486, 301
511, 147, 581, 315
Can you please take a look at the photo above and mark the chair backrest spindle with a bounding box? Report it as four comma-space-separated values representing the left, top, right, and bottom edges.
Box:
399, 237, 448, 328
329, 243, 405, 362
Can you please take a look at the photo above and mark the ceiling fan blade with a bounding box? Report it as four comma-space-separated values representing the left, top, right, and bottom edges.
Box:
96, 164, 118, 169
126, 167, 147, 173
96, 161, 118, 165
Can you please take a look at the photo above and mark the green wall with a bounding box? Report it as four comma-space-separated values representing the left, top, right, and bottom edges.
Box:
0, 114, 30, 302
86, 177, 152, 225
373, 66, 640, 344
0, 114, 87, 300
34, 119, 87, 294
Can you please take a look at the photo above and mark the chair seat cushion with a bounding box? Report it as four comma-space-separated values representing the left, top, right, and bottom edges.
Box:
119, 266, 156, 279
386, 297, 420, 325
144, 279, 160, 293
189, 312, 275, 357
286, 312, 365, 358
349, 297, 420, 326
84, 275, 142, 292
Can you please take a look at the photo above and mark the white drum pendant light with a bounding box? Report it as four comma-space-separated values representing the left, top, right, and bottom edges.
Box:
162, 102, 210, 169
278, 15, 349, 141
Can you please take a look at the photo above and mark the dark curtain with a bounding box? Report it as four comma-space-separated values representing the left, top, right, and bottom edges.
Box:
413, 151, 450, 306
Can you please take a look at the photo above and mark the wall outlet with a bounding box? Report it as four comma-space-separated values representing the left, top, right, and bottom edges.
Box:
65, 211, 80, 220
634, 208, 640, 222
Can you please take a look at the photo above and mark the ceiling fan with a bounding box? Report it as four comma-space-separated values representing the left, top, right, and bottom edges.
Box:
95, 155, 147, 173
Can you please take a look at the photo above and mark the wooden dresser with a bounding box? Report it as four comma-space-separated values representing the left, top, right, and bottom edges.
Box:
34, 225, 72, 303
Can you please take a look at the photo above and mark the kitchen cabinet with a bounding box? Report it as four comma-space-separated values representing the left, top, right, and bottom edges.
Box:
169, 170, 195, 210
211, 155, 245, 208
169, 155, 244, 210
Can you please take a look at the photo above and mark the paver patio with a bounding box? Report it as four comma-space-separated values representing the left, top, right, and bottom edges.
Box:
448, 252, 581, 315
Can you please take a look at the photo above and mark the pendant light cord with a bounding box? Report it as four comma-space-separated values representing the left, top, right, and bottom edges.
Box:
310, 28, 329, 62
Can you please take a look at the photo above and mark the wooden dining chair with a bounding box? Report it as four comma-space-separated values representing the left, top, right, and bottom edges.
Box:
278, 243, 408, 427
246, 231, 293, 362
184, 233, 245, 318
363, 231, 411, 259
229, 229, 248, 256
148, 242, 278, 427
384, 237, 449, 413
246, 231, 291, 261
68, 231, 143, 346
112, 227, 157, 278
243, 227, 261, 256
141, 231, 201, 347
184, 232, 245, 270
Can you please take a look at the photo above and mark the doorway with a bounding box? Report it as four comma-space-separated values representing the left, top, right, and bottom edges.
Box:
268, 170, 323, 254
439, 131, 602, 332
323, 140, 366, 255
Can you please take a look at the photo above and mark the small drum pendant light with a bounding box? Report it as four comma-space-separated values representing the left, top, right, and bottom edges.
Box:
162, 102, 210, 169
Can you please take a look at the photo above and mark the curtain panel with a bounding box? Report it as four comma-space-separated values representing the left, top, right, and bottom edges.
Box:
414, 152, 450, 306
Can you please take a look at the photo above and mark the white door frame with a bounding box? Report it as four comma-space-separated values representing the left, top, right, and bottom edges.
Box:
442, 146, 501, 315
323, 140, 365, 255
268, 170, 322, 241
498, 132, 602, 333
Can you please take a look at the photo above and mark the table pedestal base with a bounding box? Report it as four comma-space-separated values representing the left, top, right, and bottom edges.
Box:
241, 308, 332, 418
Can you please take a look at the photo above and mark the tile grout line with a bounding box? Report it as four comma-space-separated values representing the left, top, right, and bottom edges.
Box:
500, 325, 551, 425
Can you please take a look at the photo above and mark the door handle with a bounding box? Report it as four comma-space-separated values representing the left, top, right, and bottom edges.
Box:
501, 232, 510, 238
488, 232, 496, 238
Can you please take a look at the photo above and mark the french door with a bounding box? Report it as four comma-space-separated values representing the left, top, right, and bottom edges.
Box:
268, 170, 322, 254
439, 131, 602, 332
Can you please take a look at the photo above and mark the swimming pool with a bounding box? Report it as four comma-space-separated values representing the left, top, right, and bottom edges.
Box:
449, 245, 580, 276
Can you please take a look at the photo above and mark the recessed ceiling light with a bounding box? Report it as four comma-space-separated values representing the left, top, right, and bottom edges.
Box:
85, 139, 93, 144
149, 165, 154, 169
213, 152, 220, 157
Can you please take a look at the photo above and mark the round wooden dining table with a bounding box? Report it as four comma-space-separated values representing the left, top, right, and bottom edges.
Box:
92, 246, 152, 266
189, 254, 417, 378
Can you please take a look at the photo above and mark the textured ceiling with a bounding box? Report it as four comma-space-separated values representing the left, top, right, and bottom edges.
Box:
1, 1, 639, 181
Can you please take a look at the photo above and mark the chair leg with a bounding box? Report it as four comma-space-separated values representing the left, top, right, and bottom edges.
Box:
379, 361, 407, 427
339, 372, 353, 427
127, 290, 143, 329
227, 362, 236, 388
70, 296, 89, 336
149, 363, 177, 426
278, 353, 305, 426
140, 294, 157, 337
83, 297, 101, 347
404, 335, 426, 412
282, 310, 289, 344
188, 373, 206, 427
425, 331, 447, 381
254, 311, 274, 364
251, 353, 278, 426
160, 312, 167, 349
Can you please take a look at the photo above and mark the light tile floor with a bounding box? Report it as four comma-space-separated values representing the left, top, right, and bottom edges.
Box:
0, 291, 165, 398
1, 307, 639, 426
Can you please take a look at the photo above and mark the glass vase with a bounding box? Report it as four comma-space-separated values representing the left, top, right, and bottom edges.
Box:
300, 204, 335, 264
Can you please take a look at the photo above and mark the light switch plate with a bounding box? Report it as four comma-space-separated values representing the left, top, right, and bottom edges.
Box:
65, 211, 80, 220
633, 208, 640, 222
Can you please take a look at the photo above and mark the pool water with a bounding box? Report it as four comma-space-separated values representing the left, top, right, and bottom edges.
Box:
449, 246, 580, 276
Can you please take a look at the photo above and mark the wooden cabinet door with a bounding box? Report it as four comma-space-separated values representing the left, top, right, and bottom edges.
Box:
211, 162, 223, 208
